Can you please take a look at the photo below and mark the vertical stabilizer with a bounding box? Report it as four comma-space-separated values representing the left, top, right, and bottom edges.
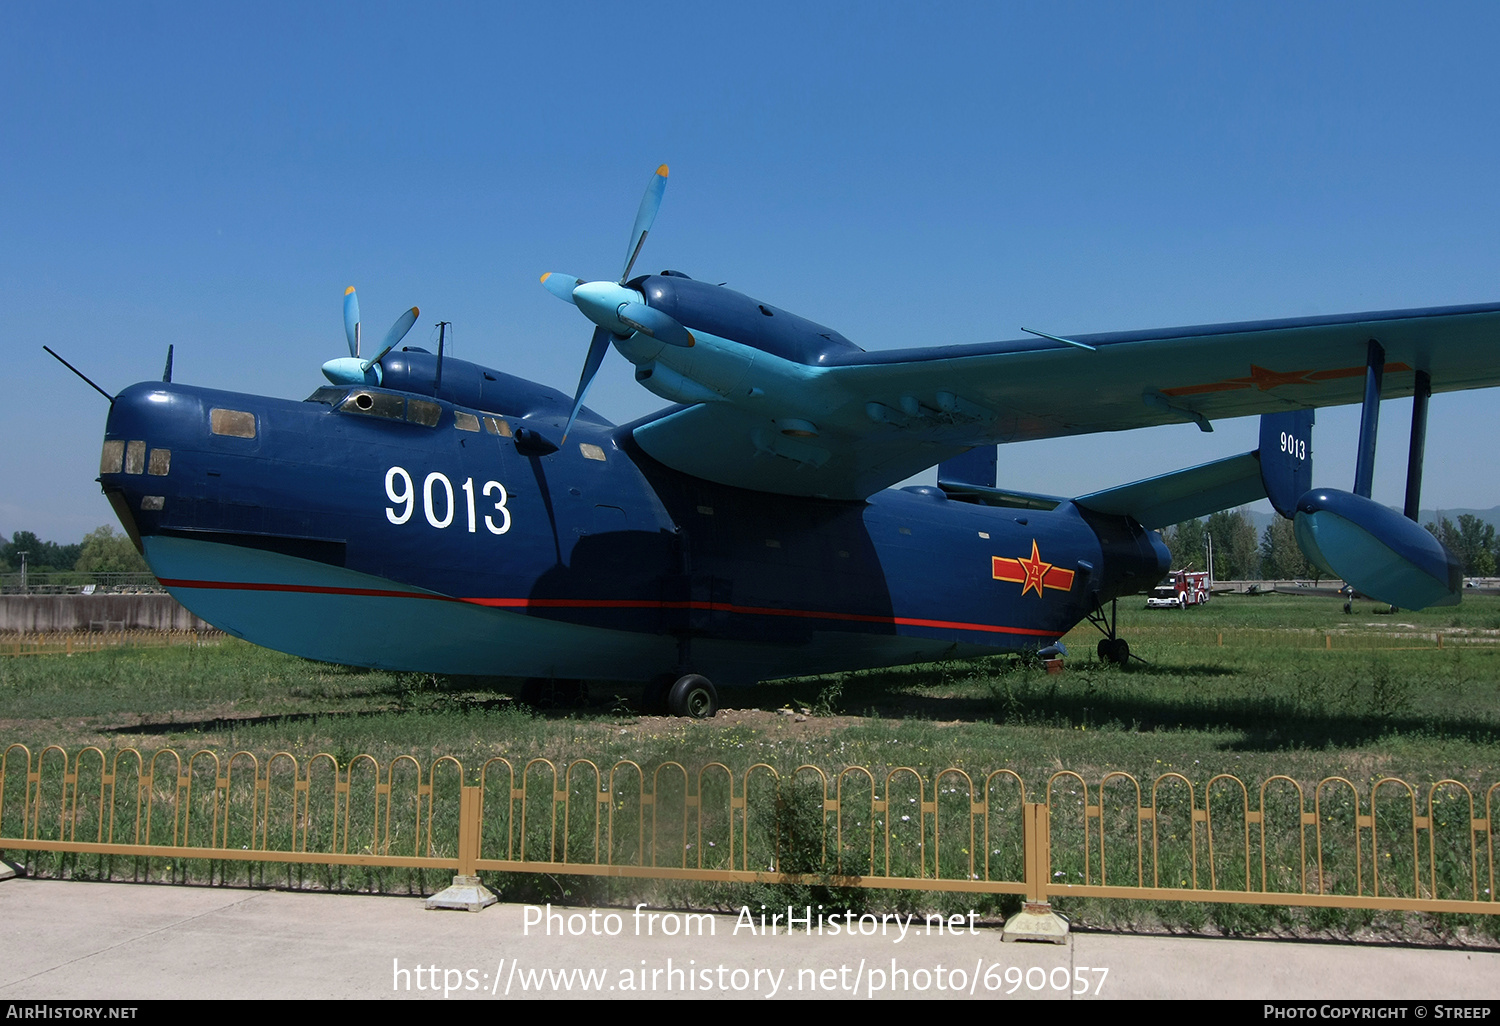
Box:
1258, 409, 1313, 518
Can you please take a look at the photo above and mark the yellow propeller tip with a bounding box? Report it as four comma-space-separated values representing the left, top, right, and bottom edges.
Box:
344, 286, 356, 295
656, 164, 669, 177
541, 272, 551, 283
411, 307, 420, 316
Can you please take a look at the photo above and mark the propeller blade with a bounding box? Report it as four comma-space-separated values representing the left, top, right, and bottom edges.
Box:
620, 164, 668, 284
360, 307, 419, 372
563, 326, 613, 442
343, 286, 361, 358
541, 272, 582, 303
616, 302, 694, 348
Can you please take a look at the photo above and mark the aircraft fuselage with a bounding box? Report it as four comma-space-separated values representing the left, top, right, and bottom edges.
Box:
99, 353, 1167, 686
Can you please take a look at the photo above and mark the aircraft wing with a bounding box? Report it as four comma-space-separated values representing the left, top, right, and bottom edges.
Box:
631, 301, 1500, 500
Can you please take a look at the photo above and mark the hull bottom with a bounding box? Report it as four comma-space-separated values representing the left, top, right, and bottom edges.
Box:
144, 536, 1042, 685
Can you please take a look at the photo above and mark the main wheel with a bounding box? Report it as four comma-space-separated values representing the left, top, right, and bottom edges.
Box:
666, 674, 719, 718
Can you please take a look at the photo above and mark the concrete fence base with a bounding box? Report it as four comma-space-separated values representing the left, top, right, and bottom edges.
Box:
0, 594, 210, 633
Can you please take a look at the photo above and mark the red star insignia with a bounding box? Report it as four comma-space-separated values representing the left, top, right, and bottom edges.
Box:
993, 541, 1075, 596
1016, 540, 1053, 597
1233, 365, 1315, 390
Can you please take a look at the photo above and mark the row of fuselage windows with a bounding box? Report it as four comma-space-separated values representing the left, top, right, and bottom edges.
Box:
329, 389, 515, 438
101, 439, 169, 476
101, 406, 254, 476
101, 395, 604, 475
330, 390, 606, 460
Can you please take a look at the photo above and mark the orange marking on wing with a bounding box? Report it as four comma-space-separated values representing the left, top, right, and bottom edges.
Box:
1163, 361, 1412, 397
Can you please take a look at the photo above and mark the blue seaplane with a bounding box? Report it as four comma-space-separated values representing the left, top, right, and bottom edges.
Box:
88, 167, 1496, 715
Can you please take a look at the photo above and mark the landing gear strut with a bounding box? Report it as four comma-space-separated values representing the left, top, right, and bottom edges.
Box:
520, 678, 589, 709
1085, 598, 1137, 666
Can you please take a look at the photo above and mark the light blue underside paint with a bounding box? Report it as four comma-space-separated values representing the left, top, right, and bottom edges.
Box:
1076, 451, 1265, 529
1293, 510, 1456, 609
143, 535, 675, 677
139, 535, 1000, 685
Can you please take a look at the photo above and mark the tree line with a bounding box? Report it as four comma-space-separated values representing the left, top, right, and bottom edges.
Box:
0, 528, 148, 575
1161, 510, 1500, 580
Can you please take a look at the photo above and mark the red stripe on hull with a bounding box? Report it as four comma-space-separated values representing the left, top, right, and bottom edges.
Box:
158, 578, 1058, 638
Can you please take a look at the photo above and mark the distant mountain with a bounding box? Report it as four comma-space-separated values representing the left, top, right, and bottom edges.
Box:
1235, 506, 1500, 535
1417, 506, 1500, 530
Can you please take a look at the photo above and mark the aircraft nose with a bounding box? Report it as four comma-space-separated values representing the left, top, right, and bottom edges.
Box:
100, 381, 244, 544
98, 384, 198, 546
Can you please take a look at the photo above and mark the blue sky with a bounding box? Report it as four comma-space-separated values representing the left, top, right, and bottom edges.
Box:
5, 2, 1500, 542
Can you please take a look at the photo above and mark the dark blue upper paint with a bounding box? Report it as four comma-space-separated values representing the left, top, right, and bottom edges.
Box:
99, 357, 1169, 685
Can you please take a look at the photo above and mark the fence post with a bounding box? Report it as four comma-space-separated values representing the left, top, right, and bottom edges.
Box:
425, 784, 497, 912
1002, 801, 1069, 943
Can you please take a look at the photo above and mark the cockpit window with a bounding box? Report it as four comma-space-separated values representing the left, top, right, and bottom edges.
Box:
453, 411, 481, 432
336, 390, 442, 427
305, 386, 349, 405
100, 439, 124, 475
339, 391, 406, 421
407, 399, 441, 427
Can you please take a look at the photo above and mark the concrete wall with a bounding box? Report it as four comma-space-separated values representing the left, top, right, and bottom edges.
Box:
0, 594, 212, 632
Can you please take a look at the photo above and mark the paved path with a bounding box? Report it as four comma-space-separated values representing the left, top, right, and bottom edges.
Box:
1, 878, 1497, 1000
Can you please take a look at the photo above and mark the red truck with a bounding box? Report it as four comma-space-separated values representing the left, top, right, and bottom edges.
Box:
1145, 569, 1211, 609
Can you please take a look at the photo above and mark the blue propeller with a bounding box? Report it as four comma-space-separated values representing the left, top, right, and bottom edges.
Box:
343, 286, 361, 357
622, 165, 669, 284
542, 165, 695, 441
323, 287, 420, 386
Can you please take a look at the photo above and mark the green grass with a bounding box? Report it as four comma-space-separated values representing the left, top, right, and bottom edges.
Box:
2, 592, 1499, 944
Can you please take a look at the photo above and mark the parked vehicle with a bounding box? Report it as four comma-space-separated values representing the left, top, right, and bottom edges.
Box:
1146, 569, 1211, 609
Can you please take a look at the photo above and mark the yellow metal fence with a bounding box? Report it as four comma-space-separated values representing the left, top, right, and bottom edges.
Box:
1, 744, 1495, 915
2, 629, 224, 656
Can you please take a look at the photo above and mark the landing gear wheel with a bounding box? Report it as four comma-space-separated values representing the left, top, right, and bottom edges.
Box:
1097, 638, 1130, 666
666, 674, 718, 718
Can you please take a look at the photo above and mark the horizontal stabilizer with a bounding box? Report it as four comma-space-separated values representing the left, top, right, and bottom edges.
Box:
937, 446, 997, 490
1294, 488, 1462, 608
1075, 452, 1266, 529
